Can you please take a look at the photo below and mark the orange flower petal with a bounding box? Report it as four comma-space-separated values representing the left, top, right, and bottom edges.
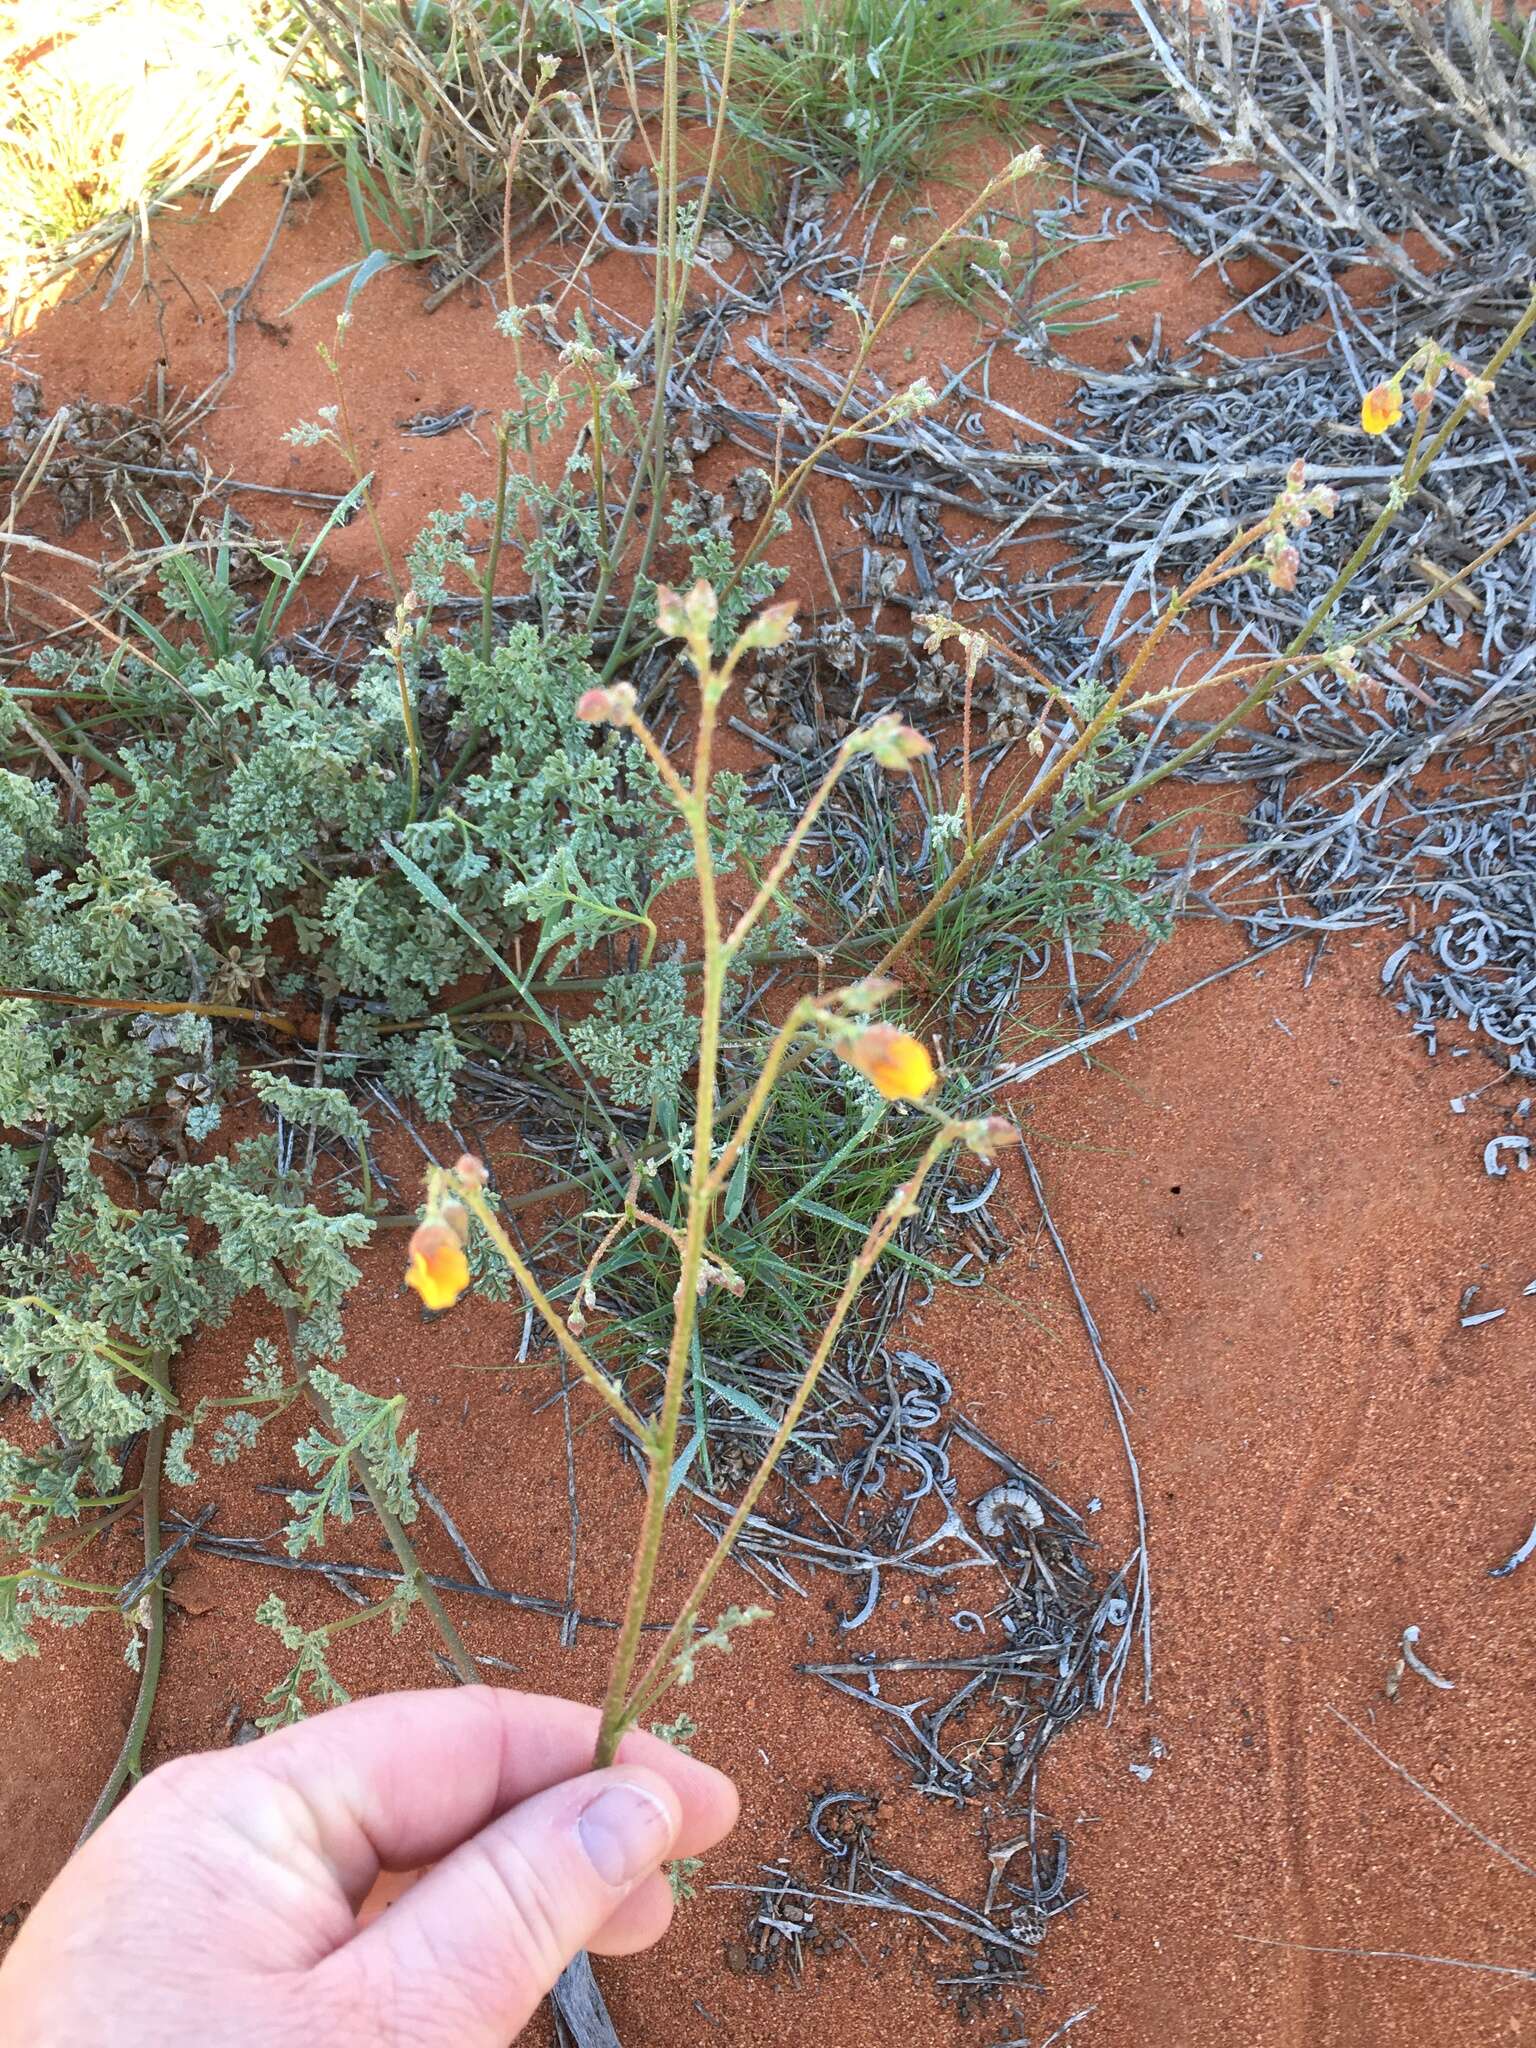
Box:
1360, 381, 1403, 436
405, 1221, 470, 1311
845, 1024, 937, 1102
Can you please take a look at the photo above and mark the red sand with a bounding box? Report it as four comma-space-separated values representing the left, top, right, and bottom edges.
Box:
3, 152, 1533, 2048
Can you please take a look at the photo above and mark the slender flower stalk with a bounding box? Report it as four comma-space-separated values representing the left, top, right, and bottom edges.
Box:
619, 1123, 974, 1729
398, 293, 1536, 1787
411, 589, 996, 1770
386, 600, 423, 825
873, 287, 1536, 983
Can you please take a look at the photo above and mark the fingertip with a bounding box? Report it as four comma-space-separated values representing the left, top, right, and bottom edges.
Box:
612, 1730, 740, 1852
702, 1758, 741, 1836
574, 1766, 682, 1889
587, 1870, 677, 1957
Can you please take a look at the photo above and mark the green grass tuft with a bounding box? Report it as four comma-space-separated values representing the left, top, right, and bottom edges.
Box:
715, 0, 1127, 190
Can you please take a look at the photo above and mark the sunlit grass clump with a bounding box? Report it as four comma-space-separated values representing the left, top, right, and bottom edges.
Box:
0, 0, 299, 335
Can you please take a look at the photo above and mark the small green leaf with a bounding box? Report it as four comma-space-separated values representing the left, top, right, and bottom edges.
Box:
281, 247, 397, 318
723, 1142, 751, 1225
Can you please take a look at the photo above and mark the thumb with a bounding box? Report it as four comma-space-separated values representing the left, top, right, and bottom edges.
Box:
311, 1764, 682, 2044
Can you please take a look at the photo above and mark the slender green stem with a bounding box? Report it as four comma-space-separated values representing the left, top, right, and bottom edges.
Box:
724, 160, 1034, 605
74, 1419, 168, 1847
621, 1126, 959, 1729
458, 1187, 645, 1437
594, 659, 727, 1768
480, 422, 512, 662
620, 706, 697, 812
389, 615, 423, 826
724, 744, 856, 957
703, 997, 816, 1198
586, 378, 612, 572
4, 1569, 118, 1599
586, 0, 684, 631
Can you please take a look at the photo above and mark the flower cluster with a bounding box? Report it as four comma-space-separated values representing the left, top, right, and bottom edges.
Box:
1361, 339, 1494, 437
1257, 459, 1338, 591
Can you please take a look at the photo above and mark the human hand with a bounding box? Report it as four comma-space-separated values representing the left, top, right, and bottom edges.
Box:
0, 1687, 738, 2047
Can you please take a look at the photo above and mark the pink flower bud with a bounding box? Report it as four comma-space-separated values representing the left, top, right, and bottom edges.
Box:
575, 684, 637, 725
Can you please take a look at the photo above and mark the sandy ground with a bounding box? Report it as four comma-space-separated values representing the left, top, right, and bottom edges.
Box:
2, 143, 1533, 2048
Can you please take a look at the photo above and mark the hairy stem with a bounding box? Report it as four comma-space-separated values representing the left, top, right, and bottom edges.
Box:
704, 998, 816, 1198
480, 422, 513, 662
458, 1187, 645, 1437
389, 613, 423, 826
724, 743, 855, 956
594, 670, 726, 1767
586, 0, 684, 631
621, 1126, 959, 1728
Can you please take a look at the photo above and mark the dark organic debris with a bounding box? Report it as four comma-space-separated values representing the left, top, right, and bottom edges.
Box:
721, 1789, 1075, 2019
690, 1347, 1130, 2020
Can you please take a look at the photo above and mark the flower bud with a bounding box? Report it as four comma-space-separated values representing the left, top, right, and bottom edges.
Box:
657, 579, 719, 640
735, 599, 798, 651
575, 683, 637, 725
851, 713, 933, 772
964, 1115, 1021, 1160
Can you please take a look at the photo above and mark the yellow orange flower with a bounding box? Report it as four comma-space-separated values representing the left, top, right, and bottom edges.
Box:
1360, 381, 1403, 436
405, 1220, 470, 1311
844, 1024, 937, 1102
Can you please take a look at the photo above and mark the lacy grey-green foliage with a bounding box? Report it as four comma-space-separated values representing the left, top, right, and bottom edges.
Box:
4, 615, 764, 1142
255, 1571, 417, 1729
4, 1141, 203, 1539
284, 1364, 418, 1556
254, 1592, 351, 1727
0, 1143, 31, 1216
167, 1143, 374, 1362
250, 1076, 369, 1149
166, 1337, 292, 1487
375, 1016, 464, 1123
0, 1566, 101, 1665
0, 1129, 381, 1658
0, 522, 789, 1667
671, 1602, 770, 1685
1038, 679, 1167, 946
569, 958, 697, 1107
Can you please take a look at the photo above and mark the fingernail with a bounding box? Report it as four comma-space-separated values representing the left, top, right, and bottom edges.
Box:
577, 1781, 676, 1888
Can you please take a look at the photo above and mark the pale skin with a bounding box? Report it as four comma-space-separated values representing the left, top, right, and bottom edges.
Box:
0, 1689, 739, 2048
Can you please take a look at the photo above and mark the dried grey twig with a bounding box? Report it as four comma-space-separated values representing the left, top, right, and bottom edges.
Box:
1120, 0, 1536, 324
